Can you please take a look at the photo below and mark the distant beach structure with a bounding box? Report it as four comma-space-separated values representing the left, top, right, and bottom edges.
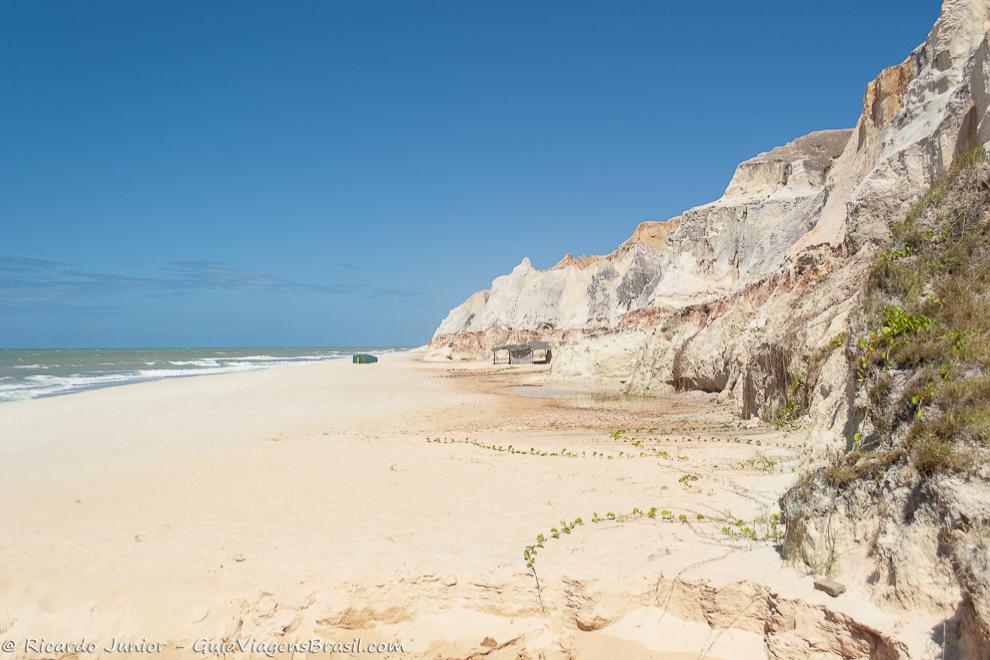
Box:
492, 342, 551, 365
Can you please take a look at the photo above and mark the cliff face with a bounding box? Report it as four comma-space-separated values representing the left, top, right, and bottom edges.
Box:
429, 128, 851, 367
430, 0, 990, 653
780, 147, 990, 659
429, 0, 990, 423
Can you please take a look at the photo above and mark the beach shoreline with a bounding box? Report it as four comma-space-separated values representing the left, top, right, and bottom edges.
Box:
0, 347, 411, 403
0, 352, 931, 658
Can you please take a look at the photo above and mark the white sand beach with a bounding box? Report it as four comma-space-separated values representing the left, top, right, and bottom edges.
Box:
0, 352, 932, 658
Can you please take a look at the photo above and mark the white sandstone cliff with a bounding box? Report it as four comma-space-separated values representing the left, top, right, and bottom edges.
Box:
428, 0, 990, 655
429, 129, 851, 369
429, 0, 989, 429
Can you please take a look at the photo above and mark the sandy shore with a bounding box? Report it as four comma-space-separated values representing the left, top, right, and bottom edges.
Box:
0, 351, 929, 658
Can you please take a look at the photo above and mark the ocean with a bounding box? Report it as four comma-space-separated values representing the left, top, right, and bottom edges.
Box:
0, 347, 405, 402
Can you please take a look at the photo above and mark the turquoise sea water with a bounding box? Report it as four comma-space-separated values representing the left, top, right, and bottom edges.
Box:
0, 347, 406, 402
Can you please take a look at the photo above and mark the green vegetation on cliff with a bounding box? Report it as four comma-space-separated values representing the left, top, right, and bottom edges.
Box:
830, 147, 989, 482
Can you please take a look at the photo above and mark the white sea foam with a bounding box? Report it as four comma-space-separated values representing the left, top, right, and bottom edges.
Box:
168, 359, 222, 367
0, 348, 402, 402
0, 372, 137, 401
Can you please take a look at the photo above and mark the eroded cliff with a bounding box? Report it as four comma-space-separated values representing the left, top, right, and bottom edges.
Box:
429, 0, 989, 433
428, 0, 990, 656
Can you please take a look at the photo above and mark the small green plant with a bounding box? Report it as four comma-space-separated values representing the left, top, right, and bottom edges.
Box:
773, 374, 806, 430
521, 504, 726, 572
428, 436, 612, 460
739, 452, 779, 472
827, 332, 848, 352
910, 380, 937, 419
887, 244, 915, 260
857, 306, 937, 380
718, 511, 786, 543
768, 512, 784, 541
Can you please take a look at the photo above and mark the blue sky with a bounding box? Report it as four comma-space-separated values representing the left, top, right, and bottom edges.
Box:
0, 1, 939, 347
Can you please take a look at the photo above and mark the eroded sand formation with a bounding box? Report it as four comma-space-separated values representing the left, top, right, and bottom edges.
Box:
428, 0, 990, 656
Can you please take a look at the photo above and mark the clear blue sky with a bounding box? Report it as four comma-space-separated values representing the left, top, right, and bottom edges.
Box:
0, 1, 939, 347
